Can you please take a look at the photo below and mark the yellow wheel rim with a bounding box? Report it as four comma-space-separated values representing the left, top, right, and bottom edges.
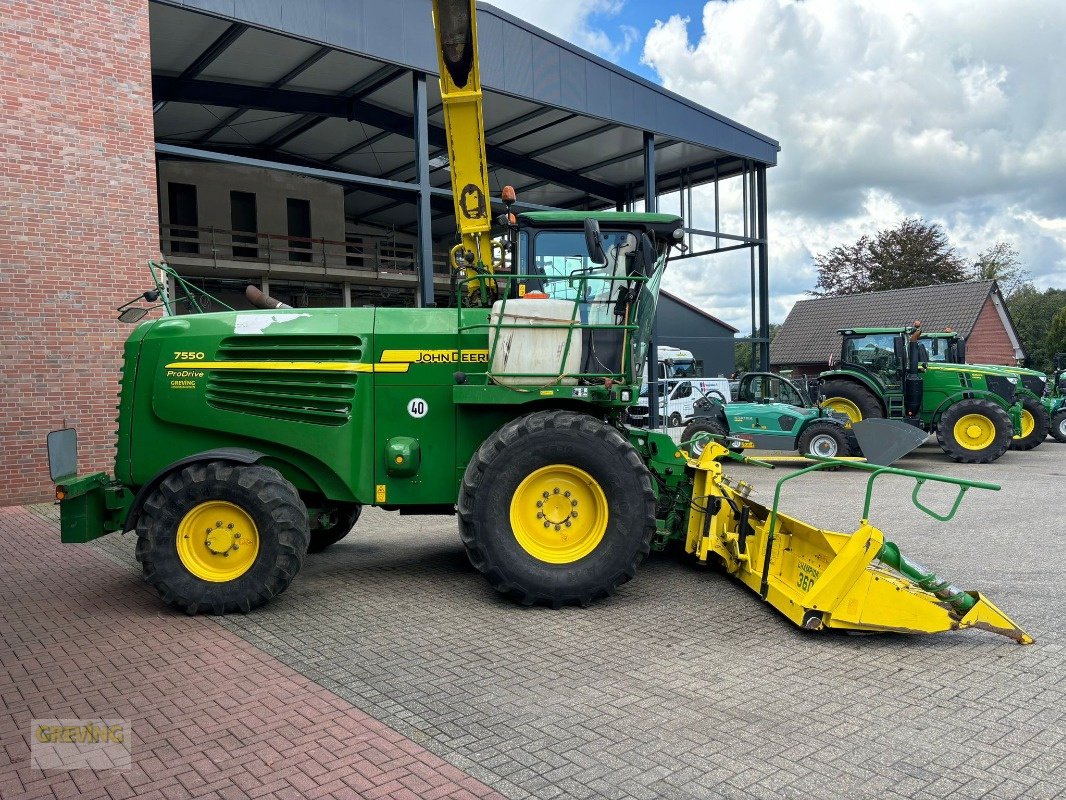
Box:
1017, 409, 1035, 439
823, 397, 862, 426
953, 414, 997, 451
176, 501, 260, 582
509, 464, 608, 564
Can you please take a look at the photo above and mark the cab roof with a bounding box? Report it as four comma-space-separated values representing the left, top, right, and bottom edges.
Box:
517, 211, 683, 240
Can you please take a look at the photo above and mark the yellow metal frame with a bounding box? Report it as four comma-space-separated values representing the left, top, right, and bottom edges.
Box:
432, 0, 496, 294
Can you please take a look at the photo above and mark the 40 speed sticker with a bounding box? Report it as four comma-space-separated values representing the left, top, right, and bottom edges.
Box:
407, 398, 429, 418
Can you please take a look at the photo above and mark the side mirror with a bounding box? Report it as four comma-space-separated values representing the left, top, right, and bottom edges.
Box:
893, 336, 906, 363
955, 338, 966, 363
583, 218, 607, 265
1055, 353, 1064, 371
46, 428, 77, 482
118, 307, 148, 323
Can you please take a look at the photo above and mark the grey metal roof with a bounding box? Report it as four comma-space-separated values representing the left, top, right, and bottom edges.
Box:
661, 290, 739, 333
770, 281, 1000, 366
150, 0, 779, 237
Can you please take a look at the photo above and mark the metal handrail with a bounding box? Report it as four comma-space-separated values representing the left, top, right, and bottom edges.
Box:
757, 456, 1000, 598
455, 269, 654, 385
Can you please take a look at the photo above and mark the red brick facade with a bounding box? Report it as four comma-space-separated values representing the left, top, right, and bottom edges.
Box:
965, 297, 1018, 365
0, 1, 159, 504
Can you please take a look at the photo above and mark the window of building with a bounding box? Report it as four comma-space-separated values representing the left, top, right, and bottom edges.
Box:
230, 191, 258, 259
286, 198, 312, 262
167, 182, 199, 254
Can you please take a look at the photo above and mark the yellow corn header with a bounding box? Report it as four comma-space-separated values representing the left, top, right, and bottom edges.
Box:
679, 440, 1032, 643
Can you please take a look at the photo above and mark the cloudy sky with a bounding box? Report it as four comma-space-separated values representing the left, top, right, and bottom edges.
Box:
487, 0, 1066, 330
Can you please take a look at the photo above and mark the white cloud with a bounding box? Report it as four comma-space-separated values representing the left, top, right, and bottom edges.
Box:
485, 0, 637, 60
641, 0, 1066, 326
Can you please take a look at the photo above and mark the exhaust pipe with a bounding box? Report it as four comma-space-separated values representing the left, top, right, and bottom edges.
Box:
245, 285, 291, 310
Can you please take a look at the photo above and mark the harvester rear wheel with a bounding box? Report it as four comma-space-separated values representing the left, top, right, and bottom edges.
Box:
936, 399, 1013, 463
135, 461, 309, 614
1052, 409, 1066, 443
819, 380, 882, 426
1008, 396, 1049, 451
797, 421, 852, 458
308, 505, 361, 553
457, 410, 655, 607
680, 418, 727, 457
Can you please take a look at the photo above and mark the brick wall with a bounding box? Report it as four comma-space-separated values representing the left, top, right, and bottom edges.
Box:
966, 297, 1017, 365
0, 1, 158, 504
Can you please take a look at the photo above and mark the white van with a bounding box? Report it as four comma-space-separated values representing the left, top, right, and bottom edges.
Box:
628, 376, 731, 428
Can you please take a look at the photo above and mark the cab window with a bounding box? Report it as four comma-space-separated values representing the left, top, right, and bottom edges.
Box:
843, 334, 901, 383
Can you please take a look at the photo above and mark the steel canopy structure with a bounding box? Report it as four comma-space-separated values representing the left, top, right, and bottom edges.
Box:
149, 0, 779, 366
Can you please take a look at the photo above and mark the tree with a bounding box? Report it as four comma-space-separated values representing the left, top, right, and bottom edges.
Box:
970, 241, 1032, 298
1006, 285, 1066, 372
812, 218, 968, 297
735, 323, 781, 372
1047, 306, 1066, 368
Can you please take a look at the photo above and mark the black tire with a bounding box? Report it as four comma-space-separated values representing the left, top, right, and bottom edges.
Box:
135, 461, 309, 614
681, 418, 727, 457
668, 411, 683, 428
1052, 409, 1066, 443
935, 399, 1013, 464
457, 410, 655, 607
307, 505, 362, 553
819, 380, 883, 425
1009, 395, 1049, 451
797, 421, 851, 458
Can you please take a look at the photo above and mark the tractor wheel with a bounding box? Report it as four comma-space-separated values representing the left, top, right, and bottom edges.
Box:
819, 380, 883, 426
797, 422, 850, 458
457, 410, 655, 607
681, 418, 727, 457
668, 412, 683, 428
1009, 396, 1050, 451
1051, 409, 1066, 443
135, 461, 309, 614
935, 400, 1013, 464
308, 505, 361, 553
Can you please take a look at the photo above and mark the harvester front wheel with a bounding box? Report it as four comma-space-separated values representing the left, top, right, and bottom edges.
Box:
136, 461, 309, 614
797, 421, 853, 458
681, 418, 727, 457
1052, 409, 1066, 443
936, 399, 1013, 463
308, 505, 361, 553
1008, 396, 1049, 451
819, 380, 882, 426
458, 410, 655, 607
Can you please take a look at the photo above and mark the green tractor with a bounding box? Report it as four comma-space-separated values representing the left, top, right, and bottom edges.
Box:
1048, 353, 1066, 442
818, 326, 1022, 463
681, 372, 858, 459
916, 327, 1049, 450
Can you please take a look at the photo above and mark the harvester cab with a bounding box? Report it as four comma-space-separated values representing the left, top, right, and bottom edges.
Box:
818, 325, 1024, 463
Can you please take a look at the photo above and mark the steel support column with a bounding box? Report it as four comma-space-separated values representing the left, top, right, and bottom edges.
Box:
643, 132, 660, 429
413, 71, 435, 307
756, 165, 770, 371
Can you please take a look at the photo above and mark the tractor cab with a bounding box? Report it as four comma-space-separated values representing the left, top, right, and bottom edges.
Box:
736, 372, 812, 407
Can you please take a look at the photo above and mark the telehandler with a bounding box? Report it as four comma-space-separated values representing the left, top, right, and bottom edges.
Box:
45, 0, 1031, 644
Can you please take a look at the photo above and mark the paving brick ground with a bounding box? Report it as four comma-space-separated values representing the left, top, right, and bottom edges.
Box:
8, 440, 1066, 799
0, 506, 502, 800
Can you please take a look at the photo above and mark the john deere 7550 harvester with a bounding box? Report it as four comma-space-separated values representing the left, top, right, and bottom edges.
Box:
45, 0, 1031, 644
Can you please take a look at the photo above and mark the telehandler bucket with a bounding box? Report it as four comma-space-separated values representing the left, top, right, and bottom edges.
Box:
681, 441, 1032, 644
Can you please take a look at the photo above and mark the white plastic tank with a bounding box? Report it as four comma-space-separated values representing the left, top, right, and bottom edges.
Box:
488, 296, 582, 386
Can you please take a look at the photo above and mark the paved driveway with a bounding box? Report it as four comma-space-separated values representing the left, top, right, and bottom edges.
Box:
7, 440, 1066, 799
